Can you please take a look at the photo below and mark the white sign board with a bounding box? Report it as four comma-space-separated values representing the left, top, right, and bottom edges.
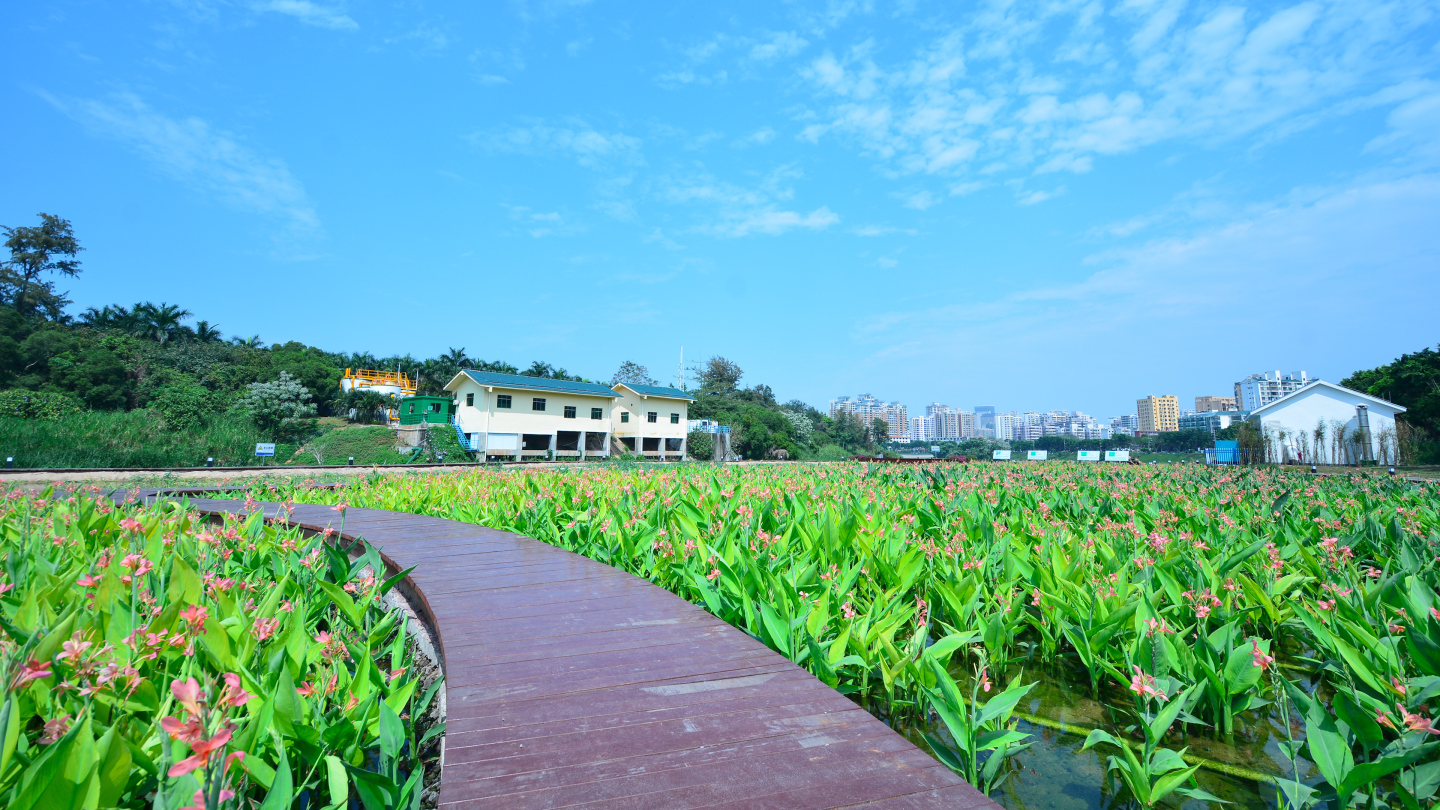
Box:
1105, 450, 1131, 463
930, 446, 941, 453
1077, 450, 1101, 462
1027, 450, 1048, 461
255, 443, 276, 457
992, 450, 1012, 460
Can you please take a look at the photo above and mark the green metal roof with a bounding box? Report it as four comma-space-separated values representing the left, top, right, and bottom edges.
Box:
617, 383, 695, 401
454, 370, 620, 398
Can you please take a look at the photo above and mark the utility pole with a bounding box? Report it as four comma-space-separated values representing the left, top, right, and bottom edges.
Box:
677, 346, 685, 390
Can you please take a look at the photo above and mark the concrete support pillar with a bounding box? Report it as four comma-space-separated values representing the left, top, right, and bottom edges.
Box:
579, 431, 585, 461
549, 433, 557, 461
603, 432, 612, 456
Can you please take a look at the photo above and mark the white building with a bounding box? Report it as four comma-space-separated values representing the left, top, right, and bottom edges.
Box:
1249, 380, 1405, 465
831, 394, 910, 441
445, 371, 693, 461
994, 411, 1022, 441
1235, 371, 1316, 412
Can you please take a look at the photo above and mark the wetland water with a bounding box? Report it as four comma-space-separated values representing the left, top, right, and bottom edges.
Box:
872, 665, 1321, 810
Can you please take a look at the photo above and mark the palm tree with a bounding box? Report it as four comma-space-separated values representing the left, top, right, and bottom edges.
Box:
131, 301, 192, 344
231, 335, 265, 349
441, 347, 472, 368
193, 320, 223, 343
523, 360, 555, 378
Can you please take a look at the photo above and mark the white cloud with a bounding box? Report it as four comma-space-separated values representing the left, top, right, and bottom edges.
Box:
1016, 186, 1064, 205
798, 0, 1439, 194
661, 165, 840, 237
472, 119, 642, 169
44, 92, 319, 232
749, 31, 809, 63
253, 0, 357, 31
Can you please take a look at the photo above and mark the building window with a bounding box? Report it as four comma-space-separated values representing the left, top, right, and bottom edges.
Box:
564, 406, 576, 418
466, 393, 474, 407
496, 395, 512, 409
670, 413, 680, 424
532, 397, 546, 411
621, 412, 629, 423
591, 407, 602, 420
647, 411, 658, 423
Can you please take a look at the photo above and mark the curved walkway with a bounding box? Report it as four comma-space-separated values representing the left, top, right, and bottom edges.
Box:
166, 496, 997, 810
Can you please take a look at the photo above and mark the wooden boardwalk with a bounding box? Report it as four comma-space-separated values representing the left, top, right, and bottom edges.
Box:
166, 496, 997, 810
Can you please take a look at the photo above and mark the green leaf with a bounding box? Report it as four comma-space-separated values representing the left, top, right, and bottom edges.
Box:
257, 744, 292, 810
1147, 684, 1199, 744
1337, 742, 1439, 809
272, 663, 302, 738
166, 556, 202, 604
325, 755, 349, 808
95, 723, 132, 808
0, 695, 18, 779
316, 581, 363, 631
1304, 703, 1354, 794
977, 681, 1035, 726
379, 699, 403, 771
1151, 763, 1203, 805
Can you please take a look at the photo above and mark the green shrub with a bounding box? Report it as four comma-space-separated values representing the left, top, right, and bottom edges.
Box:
0, 388, 84, 419
812, 443, 850, 461
687, 429, 715, 460
147, 383, 226, 429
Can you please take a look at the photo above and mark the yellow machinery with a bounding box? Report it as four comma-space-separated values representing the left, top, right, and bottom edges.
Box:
339, 369, 417, 423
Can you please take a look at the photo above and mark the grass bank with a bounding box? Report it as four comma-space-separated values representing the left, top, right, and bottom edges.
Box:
0, 410, 272, 468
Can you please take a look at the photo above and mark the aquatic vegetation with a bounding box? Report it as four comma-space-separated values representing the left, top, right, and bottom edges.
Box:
247, 462, 1440, 807
0, 487, 439, 810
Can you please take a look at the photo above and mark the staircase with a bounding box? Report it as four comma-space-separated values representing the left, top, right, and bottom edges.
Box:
451, 417, 477, 451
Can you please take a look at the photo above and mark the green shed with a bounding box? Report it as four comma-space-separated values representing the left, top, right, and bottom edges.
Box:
398, 396, 454, 425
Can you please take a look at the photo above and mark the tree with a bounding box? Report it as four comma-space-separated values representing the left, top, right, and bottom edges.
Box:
131, 302, 193, 344
235, 371, 316, 439
441, 347, 472, 368
870, 417, 890, 448
695, 356, 743, 394
193, 320, 223, 343
232, 335, 265, 349
1, 213, 83, 319
1343, 345, 1440, 436
612, 360, 657, 387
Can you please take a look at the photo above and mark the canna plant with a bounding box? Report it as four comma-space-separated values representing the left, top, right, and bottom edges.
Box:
920, 649, 1035, 795
240, 460, 1440, 805
0, 486, 440, 810
1082, 677, 1222, 808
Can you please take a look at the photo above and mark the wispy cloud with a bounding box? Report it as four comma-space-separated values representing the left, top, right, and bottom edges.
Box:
798, 0, 1439, 201
253, 0, 357, 31
43, 92, 319, 233
661, 164, 840, 237
470, 119, 642, 169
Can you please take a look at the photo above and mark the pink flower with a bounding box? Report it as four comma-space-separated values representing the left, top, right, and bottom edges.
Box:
841, 602, 855, 619
13, 657, 52, 688
252, 617, 279, 641
180, 788, 235, 810
279, 600, 294, 613
706, 568, 720, 581
1030, 588, 1042, 607
219, 673, 255, 708
979, 666, 992, 693
0, 582, 13, 595
168, 727, 233, 776
179, 605, 208, 634
171, 677, 205, 719
1250, 639, 1274, 671
40, 714, 71, 744
161, 715, 206, 743
76, 574, 101, 588
57, 634, 93, 663
1317, 599, 1336, 610
119, 518, 144, 532
1399, 704, 1440, 736
296, 682, 317, 697
314, 631, 332, 645
1129, 666, 1167, 702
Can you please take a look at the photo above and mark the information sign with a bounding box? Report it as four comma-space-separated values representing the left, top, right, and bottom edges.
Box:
1104, 450, 1131, 463
992, 450, 1012, 461
1027, 450, 1048, 461
255, 443, 276, 457
1076, 450, 1101, 462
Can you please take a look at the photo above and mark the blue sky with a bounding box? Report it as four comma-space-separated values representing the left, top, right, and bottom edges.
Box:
4, 0, 1438, 418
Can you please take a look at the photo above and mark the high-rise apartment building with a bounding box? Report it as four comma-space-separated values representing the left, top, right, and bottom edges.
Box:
1234, 371, 1315, 412
975, 406, 996, 431
915, 404, 976, 440
1136, 395, 1180, 434
830, 394, 910, 441
994, 411, 1022, 441
1195, 396, 1237, 413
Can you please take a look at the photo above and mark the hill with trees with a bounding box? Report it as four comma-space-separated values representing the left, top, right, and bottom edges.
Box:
0, 213, 868, 466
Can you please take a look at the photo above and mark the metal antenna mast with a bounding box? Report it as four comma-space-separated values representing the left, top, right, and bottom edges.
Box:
677, 346, 685, 390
